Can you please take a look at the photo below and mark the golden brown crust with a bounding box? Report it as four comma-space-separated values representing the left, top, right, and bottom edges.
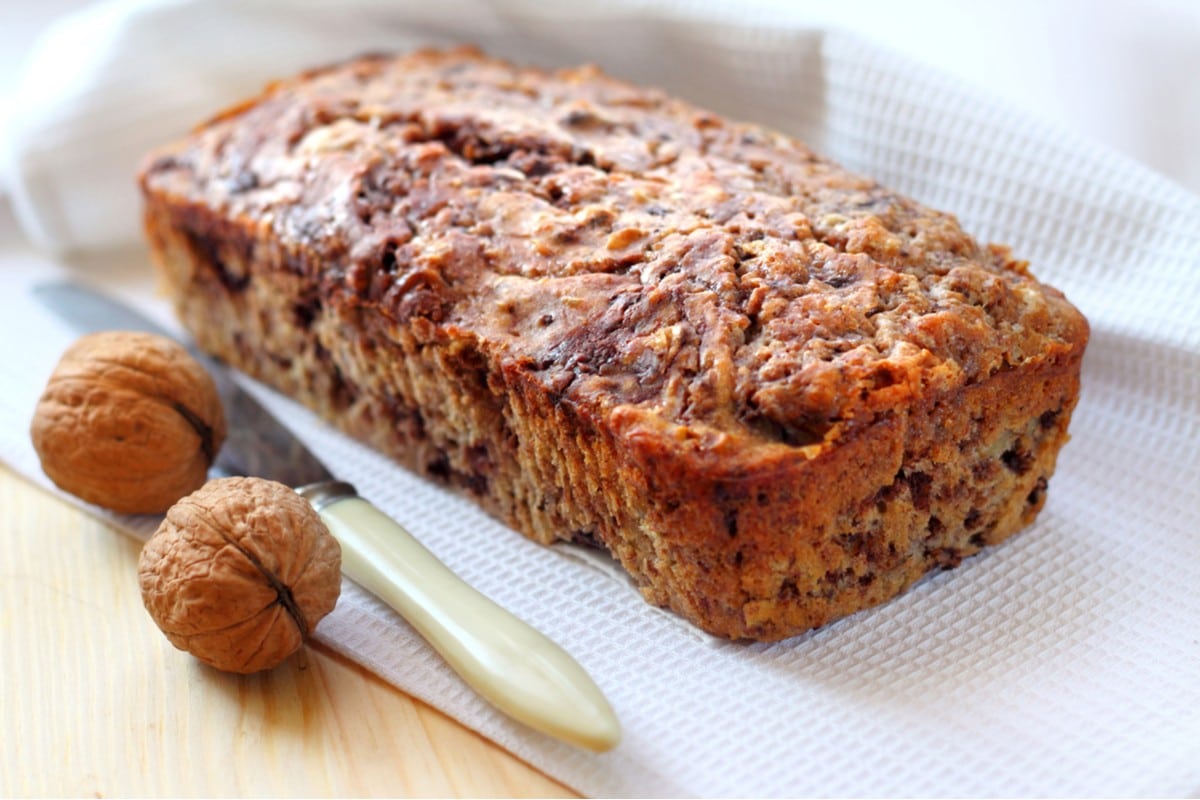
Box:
139, 49, 1088, 640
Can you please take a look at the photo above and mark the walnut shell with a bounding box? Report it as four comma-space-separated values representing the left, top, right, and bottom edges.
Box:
138, 477, 342, 674
30, 330, 226, 514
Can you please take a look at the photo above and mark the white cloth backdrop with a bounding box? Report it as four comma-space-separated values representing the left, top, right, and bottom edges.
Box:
1, 1, 1198, 796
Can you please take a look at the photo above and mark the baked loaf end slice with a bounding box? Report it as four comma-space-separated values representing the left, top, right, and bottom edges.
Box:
140, 47, 1088, 641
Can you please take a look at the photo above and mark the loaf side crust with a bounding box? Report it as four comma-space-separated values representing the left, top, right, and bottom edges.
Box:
140, 48, 1088, 640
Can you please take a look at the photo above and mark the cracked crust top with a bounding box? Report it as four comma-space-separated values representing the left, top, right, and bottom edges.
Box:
141, 47, 1088, 470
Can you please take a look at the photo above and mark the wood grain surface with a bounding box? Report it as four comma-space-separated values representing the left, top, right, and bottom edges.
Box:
0, 465, 575, 797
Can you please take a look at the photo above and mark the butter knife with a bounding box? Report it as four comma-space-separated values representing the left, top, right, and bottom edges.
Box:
34, 281, 620, 753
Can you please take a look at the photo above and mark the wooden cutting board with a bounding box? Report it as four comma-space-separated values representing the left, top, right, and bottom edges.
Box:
0, 465, 575, 797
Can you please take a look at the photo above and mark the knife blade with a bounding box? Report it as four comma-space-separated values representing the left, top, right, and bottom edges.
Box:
34, 280, 620, 753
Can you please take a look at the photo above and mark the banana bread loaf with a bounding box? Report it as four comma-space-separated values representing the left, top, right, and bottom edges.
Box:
139, 47, 1088, 641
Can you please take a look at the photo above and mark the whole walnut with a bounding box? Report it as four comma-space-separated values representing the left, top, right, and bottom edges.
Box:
30, 330, 226, 514
138, 477, 342, 674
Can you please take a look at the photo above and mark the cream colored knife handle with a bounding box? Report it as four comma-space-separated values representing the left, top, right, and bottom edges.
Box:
297, 482, 620, 752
